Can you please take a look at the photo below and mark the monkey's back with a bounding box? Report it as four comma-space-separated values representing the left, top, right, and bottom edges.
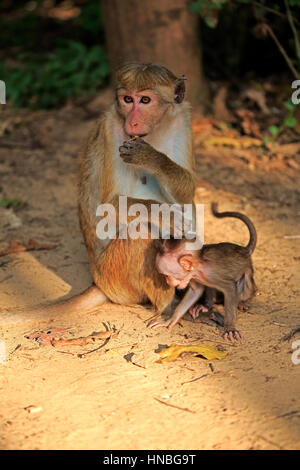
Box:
200, 243, 253, 282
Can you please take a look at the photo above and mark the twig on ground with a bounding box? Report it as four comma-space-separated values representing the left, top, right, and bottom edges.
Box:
280, 327, 300, 342
181, 373, 210, 385
154, 397, 195, 414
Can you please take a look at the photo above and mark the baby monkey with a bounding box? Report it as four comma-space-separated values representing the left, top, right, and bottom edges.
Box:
149, 203, 257, 341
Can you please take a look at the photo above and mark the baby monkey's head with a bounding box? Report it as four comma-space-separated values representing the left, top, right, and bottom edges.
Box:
156, 238, 199, 289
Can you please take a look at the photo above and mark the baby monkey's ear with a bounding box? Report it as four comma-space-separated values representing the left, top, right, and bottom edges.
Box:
178, 254, 194, 271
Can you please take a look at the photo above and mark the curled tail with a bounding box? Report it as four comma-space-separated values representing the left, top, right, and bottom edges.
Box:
211, 202, 257, 255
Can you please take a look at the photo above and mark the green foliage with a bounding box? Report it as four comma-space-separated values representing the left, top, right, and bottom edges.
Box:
78, 1, 105, 35
269, 125, 280, 137
190, 0, 228, 27
0, 41, 109, 108
0, 197, 23, 208
190, 0, 300, 24
190, 0, 250, 26
266, 99, 297, 142
0, 1, 109, 109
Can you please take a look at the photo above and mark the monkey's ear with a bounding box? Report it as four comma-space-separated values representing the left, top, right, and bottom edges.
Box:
174, 75, 186, 104
178, 254, 193, 271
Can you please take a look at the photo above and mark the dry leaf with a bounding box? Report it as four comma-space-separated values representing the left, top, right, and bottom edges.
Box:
202, 137, 262, 149
0, 239, 57, 257
157, 343, 227, 363
269, 142, 300, 156
236, 109, 262, 138
26, 327, 119, 347
26, 328, 69, 345
287, 159, 300, 170
245, 88, 269, 114
192, 118, 215, 134
52, 330, 119, 347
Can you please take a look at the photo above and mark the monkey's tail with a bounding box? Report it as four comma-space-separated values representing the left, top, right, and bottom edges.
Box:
0, 285, 107, 326
211, 202, 257, 255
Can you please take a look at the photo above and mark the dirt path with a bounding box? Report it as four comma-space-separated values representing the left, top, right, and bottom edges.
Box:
0, 102, 299, 450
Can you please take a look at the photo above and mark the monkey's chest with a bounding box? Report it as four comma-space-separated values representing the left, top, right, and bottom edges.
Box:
127, 170, 165, 202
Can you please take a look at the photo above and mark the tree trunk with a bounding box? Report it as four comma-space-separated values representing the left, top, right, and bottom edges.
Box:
101, 0, 208, 108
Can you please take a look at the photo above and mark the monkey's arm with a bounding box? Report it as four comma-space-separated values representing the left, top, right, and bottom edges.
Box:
78, 117, 113, 265
119, 138, 195, 204
156, 153, 195, 204
148, 283, 204, 329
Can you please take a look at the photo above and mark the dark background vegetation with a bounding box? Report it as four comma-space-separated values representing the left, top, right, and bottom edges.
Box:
1, 0, 299, 108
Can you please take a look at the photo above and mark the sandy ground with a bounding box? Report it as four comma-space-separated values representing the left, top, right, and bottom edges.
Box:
0, 97, 299, 450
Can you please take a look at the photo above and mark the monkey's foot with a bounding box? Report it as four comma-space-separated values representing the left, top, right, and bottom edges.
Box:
222, 328, 243, 342
238, 301, 250, 311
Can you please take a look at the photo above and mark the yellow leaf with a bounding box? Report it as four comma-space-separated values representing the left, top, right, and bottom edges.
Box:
157, 343, 226, 363
108, 349, 117, 354
202, 137, 262, 149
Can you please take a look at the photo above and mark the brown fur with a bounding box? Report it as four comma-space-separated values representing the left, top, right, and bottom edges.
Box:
78, 63, 195, 315
115, 63, 177, 93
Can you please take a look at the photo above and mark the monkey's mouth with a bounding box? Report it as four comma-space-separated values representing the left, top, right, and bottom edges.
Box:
129, 134, 147, 138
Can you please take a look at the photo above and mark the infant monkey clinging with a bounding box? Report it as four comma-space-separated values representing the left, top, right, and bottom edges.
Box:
149, 203, 257, 341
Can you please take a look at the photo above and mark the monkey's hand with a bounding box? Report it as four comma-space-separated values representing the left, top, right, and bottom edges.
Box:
189, 303, 209, 320
222, 327, 243, 342
119, 138, 162, 170
147, 317, 178, 330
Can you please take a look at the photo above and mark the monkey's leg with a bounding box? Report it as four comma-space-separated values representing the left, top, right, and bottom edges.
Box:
148, 285, 204, 330
188, 288, 224, 326
237, 267, 256, 312
0, 284, 108, 326
237, 268, 256, 301
222, 285, 243, 341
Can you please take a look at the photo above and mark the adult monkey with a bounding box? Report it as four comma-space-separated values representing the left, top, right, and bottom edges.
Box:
78, 63, 195, 312
1, 63, 196, 324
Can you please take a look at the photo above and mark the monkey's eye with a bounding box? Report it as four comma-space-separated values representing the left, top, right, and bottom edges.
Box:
140, 96, 151, 104
124, 96, 133, 103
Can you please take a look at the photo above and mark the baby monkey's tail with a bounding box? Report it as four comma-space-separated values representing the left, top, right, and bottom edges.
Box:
211, 202, 257, 255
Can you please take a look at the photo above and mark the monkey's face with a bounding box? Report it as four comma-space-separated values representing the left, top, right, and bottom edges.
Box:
156, 252, 193, 290
117, 89, 168, 137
